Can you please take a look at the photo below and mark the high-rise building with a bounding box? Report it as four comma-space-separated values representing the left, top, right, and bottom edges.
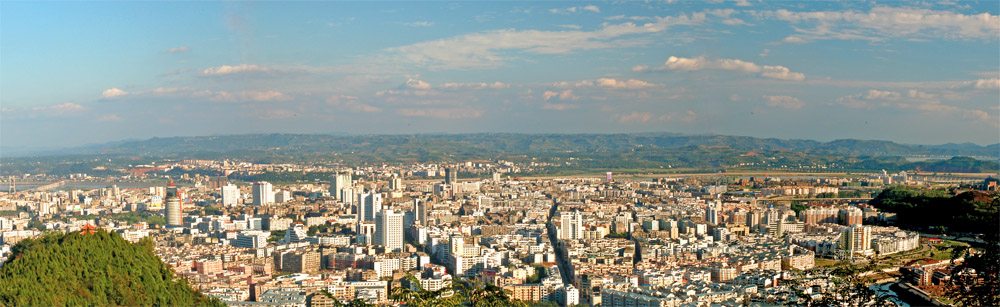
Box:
803, 207, 839, 224
444, 168, 457, 185
275, 190, 292, 203
746, 210, 761, 228
358, 192, 382, 222
840, 225, 872, 257
705, 203, 720, 225
560, 211, 583, 240
415, 198, 428, 226
252, 182, 274, 205
284, 224, 308, 243
389, 176, 403, 191
375, 209, 404, 252
165, 180, 183, 227
330, 173, 352, 201
221, 184, 239, 206
839, 207, 863, 226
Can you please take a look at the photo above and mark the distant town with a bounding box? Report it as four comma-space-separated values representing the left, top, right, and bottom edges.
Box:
1, 156, 995, 306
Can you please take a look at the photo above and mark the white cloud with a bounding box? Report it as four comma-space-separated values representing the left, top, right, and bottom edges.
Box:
550, 5, 599, 14
617, 112, 654, 123
404, 21, 435, 27
326, 95, 381, 112
542, 103, 579, 111
166, 46, 190, 53
558, 24, 583, 30
439, 82, 510, 90
765, 6, 1000, 41
780, 36, 809, 44
660, 110, 697, 123
101, 88, 128, 99
637, 56, 805, 81
382, 13, 706, 70
722, 18, 749, 26
973, 78, 1000, 89
201, 64, 271, 76
763, 95, 805, 109
543, 90, 579, 101
734, 0, 752, 7
32, 102, 85, 113
395, 107, 483, 118
97, 114, 122, 122
554, 78, 658, 89
210, 90, 291, 102
403, 79, 433, 90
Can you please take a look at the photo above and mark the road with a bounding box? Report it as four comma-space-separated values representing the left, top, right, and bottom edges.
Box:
547, 199, 575, 285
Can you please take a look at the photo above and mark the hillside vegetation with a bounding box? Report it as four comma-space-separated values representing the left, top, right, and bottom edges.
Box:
870, 187, 999, 237
0, 230, 223, 306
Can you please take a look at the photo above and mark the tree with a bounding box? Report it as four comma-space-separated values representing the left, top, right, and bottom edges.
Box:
322, 290, 377, 307
389, 275, 463, 307
464, 281, 526, 307
946, 237, 1000, 306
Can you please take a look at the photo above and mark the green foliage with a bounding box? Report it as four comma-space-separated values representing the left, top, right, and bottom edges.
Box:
815, 192, 837, 198
0, 230, 223, 306
268, 230, 285, 242
524, 265, 548, 284
605, 232, 631, 239
308, 224, 333, 236
869, 187, 999, 236
390, 275, 464, 307
947, 238, 1000, 306
790, 201, 808, 214
111, 211, 167, 226
202, 206, 223, 216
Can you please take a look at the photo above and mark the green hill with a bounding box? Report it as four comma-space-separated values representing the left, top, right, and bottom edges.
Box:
0, 229, 223, 306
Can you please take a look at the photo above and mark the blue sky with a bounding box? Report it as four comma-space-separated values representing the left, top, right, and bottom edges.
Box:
1, 1, 998, 149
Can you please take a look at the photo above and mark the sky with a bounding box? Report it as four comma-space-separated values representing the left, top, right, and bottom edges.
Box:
1, 1, 998, 150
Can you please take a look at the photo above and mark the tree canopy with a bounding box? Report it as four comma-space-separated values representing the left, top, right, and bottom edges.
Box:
0, 229, 223, 306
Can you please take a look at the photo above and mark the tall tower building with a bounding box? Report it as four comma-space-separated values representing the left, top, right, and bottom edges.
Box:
444, 168, 456, 185
705, 203, 720, 225
330, 173, 352, 201
375, 209, 404, 252
221, 184, 239, 206
252, 182, 274, 205
165, 180, 183, 227
840, 225, 872, 256
839, 207, 864, 226
415, 198, 428, 226
389, 175, 403, 191
358, 192, 382, 222
561, 211, 583, 240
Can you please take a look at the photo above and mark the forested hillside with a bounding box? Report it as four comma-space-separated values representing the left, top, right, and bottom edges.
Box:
0, 230, 223, 306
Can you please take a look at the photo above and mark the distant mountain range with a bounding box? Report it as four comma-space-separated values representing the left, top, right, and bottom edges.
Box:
20, 133, 998, 159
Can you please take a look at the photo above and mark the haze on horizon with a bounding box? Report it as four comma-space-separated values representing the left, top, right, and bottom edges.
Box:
1, 1, 998, 149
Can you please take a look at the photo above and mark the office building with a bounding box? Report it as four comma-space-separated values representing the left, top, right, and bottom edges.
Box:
165, 180, 183, 227
330, 173, 352, 201
252, 182, 274, 205
358, 192, 382, 222
415, 198, 428, 226
375, 209, 404, 252
445, 168, 456, 184
840, 225, 872, 257
560, 211, 583, 240
221, 184, 239, 206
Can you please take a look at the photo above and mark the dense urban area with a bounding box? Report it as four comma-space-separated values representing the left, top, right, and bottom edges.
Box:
0, 154, 996, 306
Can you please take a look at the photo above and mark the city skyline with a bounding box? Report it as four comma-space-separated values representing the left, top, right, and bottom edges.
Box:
2, 1, 999, 149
